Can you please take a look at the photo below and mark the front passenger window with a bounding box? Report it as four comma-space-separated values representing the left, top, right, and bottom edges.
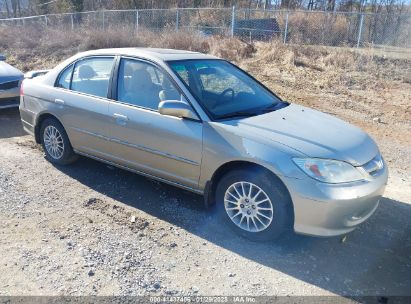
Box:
71, 57, 114, 98
117, 59, 182, 110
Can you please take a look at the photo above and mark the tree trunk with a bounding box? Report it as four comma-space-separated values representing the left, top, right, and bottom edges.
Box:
3, 0, 11, 18
11, 0, 17, 17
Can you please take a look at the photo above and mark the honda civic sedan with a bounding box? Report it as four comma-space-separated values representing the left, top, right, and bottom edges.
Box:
0, 54, 23, 109
19, 48, 388, 241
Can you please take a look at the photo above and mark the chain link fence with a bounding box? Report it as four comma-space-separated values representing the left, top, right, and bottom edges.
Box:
0, 7, 410, 49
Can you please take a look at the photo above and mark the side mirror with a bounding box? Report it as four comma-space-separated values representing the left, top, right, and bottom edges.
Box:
158, 100, 198, 120
0, 54, 6, 61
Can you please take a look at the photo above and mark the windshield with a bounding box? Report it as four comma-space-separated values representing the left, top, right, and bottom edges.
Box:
167, 59, 283, 119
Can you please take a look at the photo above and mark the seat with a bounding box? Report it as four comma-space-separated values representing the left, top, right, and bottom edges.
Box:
72, 65, 95, 94
72, 65, 109, 98
78, 65, 96, 79
121, 69, 161, 110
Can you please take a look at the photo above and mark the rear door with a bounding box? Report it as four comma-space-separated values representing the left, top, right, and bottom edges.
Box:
53, 56, 115, 157
107, 57, 203, 189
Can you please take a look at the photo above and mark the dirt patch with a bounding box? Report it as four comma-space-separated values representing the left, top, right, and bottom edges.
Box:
0, 131, 410, 296
83, 198, 151, 233
14, 140, 42, 151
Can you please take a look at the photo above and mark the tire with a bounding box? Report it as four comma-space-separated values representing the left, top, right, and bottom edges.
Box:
40, 118, 78, 165
215, 168, 293, 242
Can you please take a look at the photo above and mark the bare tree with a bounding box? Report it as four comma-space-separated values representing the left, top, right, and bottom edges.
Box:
13, 0, 21, 17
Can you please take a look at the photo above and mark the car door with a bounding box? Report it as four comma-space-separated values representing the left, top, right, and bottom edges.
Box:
52, 56, 115, 158
107, 57, 203, 189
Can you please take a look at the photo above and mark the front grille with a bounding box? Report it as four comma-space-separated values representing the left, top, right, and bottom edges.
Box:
0, 80, 19, 90
361, 153, 384, 176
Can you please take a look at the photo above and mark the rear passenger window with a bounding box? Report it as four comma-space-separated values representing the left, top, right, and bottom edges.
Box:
56, 64, 73, 89
71, 57, 114, 98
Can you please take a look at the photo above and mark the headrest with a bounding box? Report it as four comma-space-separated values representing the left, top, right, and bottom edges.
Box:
132, 69, 154, 87
79, 65, 96, 79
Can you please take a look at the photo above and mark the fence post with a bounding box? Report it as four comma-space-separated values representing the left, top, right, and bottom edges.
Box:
231, 5, 236, 38
135, 9, 139, 32
176, 8, 179, 32
356, 13, 364, 48
44, 15, 48, 26
102, 10, 105, 30
283, 12, 289, 44
71, 13, 74, 30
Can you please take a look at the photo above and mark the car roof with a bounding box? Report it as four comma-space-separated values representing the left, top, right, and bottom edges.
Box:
76, 48, 218, 61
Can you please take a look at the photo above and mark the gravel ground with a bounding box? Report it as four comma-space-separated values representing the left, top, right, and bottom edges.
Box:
0, 108, 410, 298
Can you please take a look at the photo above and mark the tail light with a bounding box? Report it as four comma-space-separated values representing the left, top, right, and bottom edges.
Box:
20, 80, 24, 97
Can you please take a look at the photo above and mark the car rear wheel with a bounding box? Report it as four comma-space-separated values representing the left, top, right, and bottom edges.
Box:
215, 168, 293, 242
40, 118, 78, 165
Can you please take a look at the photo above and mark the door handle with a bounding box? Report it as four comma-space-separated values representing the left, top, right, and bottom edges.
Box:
113, 113, 128, 120
54, 98, 65, 105
113, 113, 128, 125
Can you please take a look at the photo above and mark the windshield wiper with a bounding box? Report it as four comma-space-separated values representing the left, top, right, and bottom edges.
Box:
261, 101, 290, 112
216, 102, 290, 120
216, 111, 260, 120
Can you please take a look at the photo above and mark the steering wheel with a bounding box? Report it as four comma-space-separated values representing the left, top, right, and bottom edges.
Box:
220, 88, 235, 99
208, 88, 235, 110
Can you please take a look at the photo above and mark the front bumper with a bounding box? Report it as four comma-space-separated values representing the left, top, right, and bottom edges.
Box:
285, 163, 388, 237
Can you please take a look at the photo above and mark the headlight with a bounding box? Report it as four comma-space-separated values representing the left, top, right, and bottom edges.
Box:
292, 158, 364, 183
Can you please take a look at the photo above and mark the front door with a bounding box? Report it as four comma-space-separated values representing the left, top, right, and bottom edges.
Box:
107, 58, 203, 189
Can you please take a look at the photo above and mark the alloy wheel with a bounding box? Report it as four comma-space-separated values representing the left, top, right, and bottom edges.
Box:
43, 125, 65, 160
224, 181, 274, 232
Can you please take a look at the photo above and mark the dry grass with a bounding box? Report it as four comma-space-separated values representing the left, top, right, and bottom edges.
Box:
0, 25, 408, 93
0, 26, 256, 71
1, 25, 408, 97
287, 12, 350, 46
0, 26, 408, 84
247, 40, 410, 91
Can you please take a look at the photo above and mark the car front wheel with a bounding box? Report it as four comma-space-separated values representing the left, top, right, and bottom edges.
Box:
40, 118, 78, 165
215, 168, 293, 242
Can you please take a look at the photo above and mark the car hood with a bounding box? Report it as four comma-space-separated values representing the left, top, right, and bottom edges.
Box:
232, 104, 378, 166
0, 62, 24, 83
